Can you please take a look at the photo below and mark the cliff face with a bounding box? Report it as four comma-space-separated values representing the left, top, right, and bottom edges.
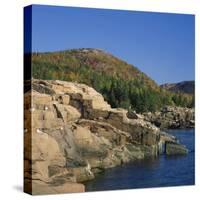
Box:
24, 79, 188, 195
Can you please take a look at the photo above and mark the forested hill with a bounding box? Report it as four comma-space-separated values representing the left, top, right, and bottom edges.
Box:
32, 48, 158, 88
31, 48, 194, 113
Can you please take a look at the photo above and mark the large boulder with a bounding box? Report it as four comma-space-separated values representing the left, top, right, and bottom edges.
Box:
27, 130, 65, 182
24, 129, 85, 194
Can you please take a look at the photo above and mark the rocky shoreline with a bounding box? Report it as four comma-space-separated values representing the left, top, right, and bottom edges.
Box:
24, 79, 190, 194
143, 106, 194, 129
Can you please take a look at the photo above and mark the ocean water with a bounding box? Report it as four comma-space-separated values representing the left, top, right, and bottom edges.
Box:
85, 129, 195, 192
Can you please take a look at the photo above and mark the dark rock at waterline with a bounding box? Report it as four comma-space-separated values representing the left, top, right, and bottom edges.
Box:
166, 142, 188, 155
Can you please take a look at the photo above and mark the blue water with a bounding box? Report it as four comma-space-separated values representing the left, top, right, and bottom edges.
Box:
85, 129, 195, 191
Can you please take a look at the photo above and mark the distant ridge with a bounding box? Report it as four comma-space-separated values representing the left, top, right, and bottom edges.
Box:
160, 81, 194, 94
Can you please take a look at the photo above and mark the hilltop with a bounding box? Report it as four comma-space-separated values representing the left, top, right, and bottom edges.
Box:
31, 48, 194, 112
32, 48, 157, 87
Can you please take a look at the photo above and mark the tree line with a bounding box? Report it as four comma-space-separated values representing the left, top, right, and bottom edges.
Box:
32, 60, 194, 113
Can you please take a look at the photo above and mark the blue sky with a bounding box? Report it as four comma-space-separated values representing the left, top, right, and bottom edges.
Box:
30, 5, 195, 84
